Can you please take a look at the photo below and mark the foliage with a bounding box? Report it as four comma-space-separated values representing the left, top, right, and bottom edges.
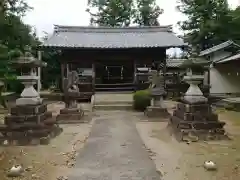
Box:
0, 44, 10, 78
133, 89, 151, 111
41, 50, 61, 90
177, 0, 230, 53
133, 0, 163, 26
87, 0, 135, 26
87, 0, 163, 27
0, 0, 31, 16
0, 14, 38, 51
226, 7, 240, 44
0, 0, 39, 94
5, 76, 24, 94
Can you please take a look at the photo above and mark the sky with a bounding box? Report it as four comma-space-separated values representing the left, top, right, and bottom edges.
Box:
23, 0, 240, 38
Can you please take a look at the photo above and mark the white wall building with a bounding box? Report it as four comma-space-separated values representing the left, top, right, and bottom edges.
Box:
199, 40, 240, 96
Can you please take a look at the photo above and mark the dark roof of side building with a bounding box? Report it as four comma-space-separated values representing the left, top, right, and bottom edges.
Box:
199, 40, 240, 57
216, 52, 240, 64
41, 25, 187, 49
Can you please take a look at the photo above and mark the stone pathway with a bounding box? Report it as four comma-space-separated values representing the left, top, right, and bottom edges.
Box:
68, 111, 161, 180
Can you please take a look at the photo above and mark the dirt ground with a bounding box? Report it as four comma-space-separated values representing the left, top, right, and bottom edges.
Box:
0, 102, 93, 180
0, 100, 240, 180
136, 102, 240, 180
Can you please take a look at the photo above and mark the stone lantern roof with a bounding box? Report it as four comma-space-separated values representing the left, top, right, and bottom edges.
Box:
179, 58, 210, 69
11, 52, 47, 68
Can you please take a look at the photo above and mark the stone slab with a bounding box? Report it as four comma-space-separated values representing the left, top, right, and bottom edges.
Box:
4, 112, 52, 125
3, 118, 57, 131
145, 106, 170, 118
56, 111, 84, 123
10, 104, 47, 115
170, 115, 225, 130
177, 102, 211, 113
169, 127, 229, 142
169, 115, 227, 142
0, 126, 63, 146
173, 110, 218, 122
16, 97, 42, 106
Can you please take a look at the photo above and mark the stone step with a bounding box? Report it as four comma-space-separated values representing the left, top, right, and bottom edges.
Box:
94, 100, 132, 105
93, 104, 133, 111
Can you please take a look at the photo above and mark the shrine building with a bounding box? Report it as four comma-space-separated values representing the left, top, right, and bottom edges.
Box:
39, 25, 186, 96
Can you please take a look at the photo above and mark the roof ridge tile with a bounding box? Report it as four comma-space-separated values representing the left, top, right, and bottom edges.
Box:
53, 25, 173, 33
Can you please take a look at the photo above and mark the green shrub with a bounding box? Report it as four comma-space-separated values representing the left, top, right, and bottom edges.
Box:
133, 90, 151, 111
5, 76, 24, 94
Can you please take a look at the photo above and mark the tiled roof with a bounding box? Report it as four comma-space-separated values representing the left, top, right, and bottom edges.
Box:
199, 40, 240, 56
166, 59, 186, 68
216, 52, 240, 64
41, 25, 187, 49
166, 58, 210, 68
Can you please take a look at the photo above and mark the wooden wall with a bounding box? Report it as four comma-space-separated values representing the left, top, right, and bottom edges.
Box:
59, 48, 167, 92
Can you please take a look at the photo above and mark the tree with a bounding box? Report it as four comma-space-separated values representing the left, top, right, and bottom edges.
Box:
133, 0, 163, 26
0, 14, 38, 51
0, 0, 31, 16
41, 50, 62, 90
225, 7, 240, 44
177, 0, 230, 53
87, 0, 135, 27
0, 0, 39, 93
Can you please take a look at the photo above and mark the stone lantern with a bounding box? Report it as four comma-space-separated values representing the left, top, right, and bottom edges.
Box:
169, 58, 227, 142
0, 50, 62, 146
12, 51, 47, 106
145, 61, 169, 118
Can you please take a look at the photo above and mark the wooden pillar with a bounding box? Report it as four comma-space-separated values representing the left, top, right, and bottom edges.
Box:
132, 59, 136, 91
37, 51, 42, 92
66, 63, 69, 75
60, 63, 65, 91
133, 59, 137, 83
92, 61, 95, 93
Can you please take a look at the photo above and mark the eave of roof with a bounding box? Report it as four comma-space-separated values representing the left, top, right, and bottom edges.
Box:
199, 40, 240, 57
216, 52, 240, 64
166, 59, 187, 68
40, 25, 187, 49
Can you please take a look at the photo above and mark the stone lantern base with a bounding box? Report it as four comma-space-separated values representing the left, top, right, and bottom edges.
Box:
56, 107, 85, 124
145, 96, 170, 118
145, 106, 169, 118
0, 103, 63, 146
169, 102, 228, 142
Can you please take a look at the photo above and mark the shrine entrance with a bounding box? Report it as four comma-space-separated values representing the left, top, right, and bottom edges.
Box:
95, 60, 134, 85
95, 60, 134, 91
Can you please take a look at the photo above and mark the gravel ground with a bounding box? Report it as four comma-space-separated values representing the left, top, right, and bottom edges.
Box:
136, 106, 240, 180
0, 102, 93, 180
0, 99, 239, 180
